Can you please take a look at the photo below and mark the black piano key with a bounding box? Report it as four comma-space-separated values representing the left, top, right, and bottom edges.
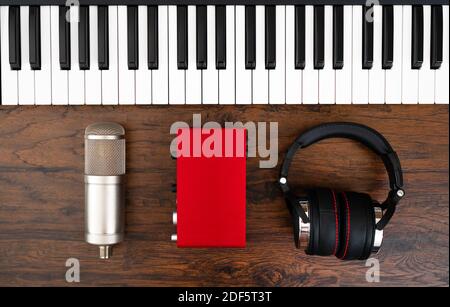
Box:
314, 5, 324, 70
98, 6, 109, 70
265, 5, 276, 70
59, 5, 71, 70
79, 6, 90, 70
148, 5, 158, 69
127, 6, 139, 70
411, 5, 423, 69
382, 5, 394, 69
177, 5, 188, 70
245, 5, 256, 70
295, 5, 305, 69
333, 5, 344, 70
362, 5, 374, 69
29, 6, 41, 70
431, 5, 443, 70
8, 6, 21, 70
216, 5, 226, 70
196, 5, 207, 69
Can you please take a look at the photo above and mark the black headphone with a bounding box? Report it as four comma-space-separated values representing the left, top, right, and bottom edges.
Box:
279, 123, 405, 260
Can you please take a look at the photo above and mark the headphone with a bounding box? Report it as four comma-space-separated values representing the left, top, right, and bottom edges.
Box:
279, 123, 405, 260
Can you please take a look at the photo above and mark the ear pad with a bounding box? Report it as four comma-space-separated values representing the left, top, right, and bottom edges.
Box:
336, 192, 375, 260
306, 189, 340, 256
291, 202, 301, 248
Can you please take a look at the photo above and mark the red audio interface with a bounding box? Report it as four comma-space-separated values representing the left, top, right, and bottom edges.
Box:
174, 128, 246, 248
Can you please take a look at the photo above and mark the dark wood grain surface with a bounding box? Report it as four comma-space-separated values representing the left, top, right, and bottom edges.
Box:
0, 105, 448, 287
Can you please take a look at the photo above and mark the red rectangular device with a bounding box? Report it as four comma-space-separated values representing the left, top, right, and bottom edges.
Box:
175, 128, 246, 248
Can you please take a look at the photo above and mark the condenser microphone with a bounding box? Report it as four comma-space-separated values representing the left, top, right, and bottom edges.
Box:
84, 122, 126, 259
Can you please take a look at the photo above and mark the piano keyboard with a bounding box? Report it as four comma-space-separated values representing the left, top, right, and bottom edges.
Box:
0, 1, 448, 105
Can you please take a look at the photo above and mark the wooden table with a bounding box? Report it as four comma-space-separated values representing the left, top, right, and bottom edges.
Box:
0, 105, 448, 287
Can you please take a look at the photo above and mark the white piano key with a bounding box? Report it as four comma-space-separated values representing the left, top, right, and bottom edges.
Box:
168, 5, 185, 104
286, 5, 302, 104
369, 5, 385, 104
418, 5, 435, 104
85, 6, 102, 105
218, 5, 235, 105
253, 5, 268, 104
203, 5, 219, 104
118, 5, 135, 104
18, 6, 35, 105
135, 5, 152, 105
385, 5, 403, 104
318, 5, 334, 104
153, 5, 169, 105
185, 5, 201, 105
69, 5, 85, 105
51, 5, 68, 105
35, 6, 52, 105
303, 5, 318, 104
102, 6, 119, 105
1, 6, 18, 105
352, 5, 369, 104
269, 5, 285, 104
335, 5, 352, 104
235, 5, 252, 104
402, 5, 418, 104
435, 5, 449, 104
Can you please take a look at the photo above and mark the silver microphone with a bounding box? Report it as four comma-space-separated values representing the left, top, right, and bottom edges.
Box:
84, 122, 126, 259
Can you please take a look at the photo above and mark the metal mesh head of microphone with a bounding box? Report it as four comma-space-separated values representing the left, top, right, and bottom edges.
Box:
85, 122, 126, 176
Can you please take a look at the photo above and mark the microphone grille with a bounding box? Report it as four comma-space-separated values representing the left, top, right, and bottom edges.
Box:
85, 122, 125, 136
85, 123, 126, 176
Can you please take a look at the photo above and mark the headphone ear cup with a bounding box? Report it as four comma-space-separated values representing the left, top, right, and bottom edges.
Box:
336, 192, 375, 260
306, 189, 340, 256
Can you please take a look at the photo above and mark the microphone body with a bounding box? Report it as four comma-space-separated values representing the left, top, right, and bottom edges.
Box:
84, 123, 126, 259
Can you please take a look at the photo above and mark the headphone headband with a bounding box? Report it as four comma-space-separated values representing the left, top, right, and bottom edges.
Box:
279, 122, 404, 230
